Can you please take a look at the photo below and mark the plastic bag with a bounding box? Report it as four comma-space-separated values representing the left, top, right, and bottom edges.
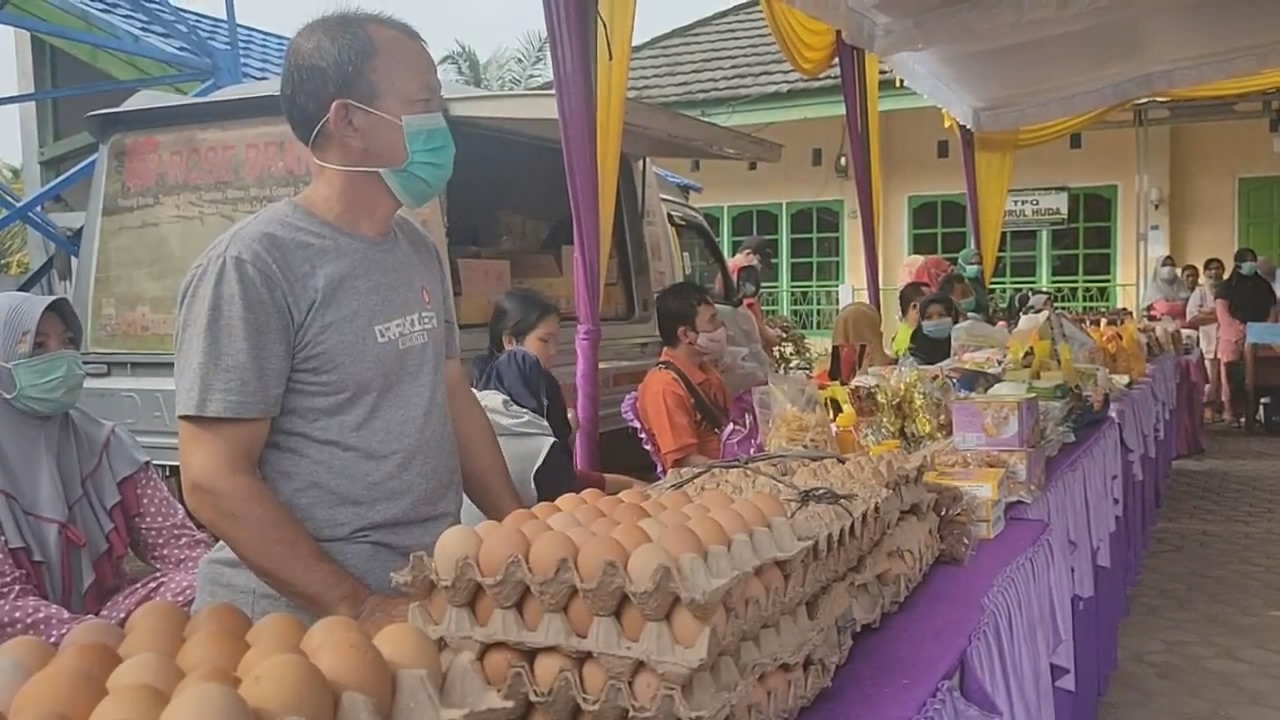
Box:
952, 319, 1010, 357
928, 484, 976, 564
715, 304, 771, 397
758, 373, 835, 452
720, 389, 763, 459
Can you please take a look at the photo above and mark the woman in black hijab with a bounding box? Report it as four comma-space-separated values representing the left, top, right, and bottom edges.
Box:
908, 293, 960, 365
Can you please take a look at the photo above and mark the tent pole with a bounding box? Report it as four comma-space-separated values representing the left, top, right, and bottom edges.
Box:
1134, 108, 1149, 310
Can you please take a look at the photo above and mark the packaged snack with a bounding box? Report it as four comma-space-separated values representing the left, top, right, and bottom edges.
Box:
949, 395, 1040, 450
759, 374, 835, 453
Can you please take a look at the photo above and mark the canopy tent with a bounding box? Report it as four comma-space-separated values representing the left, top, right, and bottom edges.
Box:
771, 0, 1280, 285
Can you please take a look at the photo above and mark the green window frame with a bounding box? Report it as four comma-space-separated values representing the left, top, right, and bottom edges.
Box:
906, 186, 1119, 314
701, 200, 846, 332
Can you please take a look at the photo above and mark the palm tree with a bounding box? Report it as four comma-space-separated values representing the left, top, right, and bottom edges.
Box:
439, 30, 551, 91
0, 162, 30, 277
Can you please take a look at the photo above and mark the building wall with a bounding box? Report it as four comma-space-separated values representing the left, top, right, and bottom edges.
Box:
669, 106, 1280, 322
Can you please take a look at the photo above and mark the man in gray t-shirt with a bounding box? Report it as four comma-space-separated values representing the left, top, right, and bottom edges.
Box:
174, 10, 521, 629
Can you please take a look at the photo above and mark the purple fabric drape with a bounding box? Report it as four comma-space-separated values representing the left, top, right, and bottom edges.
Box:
836, 37, 881, 308
543, 0, 602, 469
958, 126, 981, 252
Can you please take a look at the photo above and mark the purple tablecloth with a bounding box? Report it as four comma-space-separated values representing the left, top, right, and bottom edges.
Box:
803, 519, 1054, 720
804, 355, 1184, 720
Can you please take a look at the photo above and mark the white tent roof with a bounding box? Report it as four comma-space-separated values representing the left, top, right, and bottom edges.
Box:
787, 0, 1280, 131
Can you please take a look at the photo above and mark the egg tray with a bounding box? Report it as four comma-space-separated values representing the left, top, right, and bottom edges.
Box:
466, 581, 856, 720
392, 515, 807, 624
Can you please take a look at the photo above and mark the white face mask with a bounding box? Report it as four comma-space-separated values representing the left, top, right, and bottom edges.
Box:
695, 327, 728, 356
1157, 266, 1177, 281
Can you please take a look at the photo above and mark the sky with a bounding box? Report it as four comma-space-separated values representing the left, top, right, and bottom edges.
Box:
0, 0, 737, 166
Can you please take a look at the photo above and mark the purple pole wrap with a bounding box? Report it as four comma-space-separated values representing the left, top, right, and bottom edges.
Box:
543, 0, 602, 469
836, 37, 881, 308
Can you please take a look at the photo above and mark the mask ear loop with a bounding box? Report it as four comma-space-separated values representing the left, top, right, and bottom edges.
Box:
307, 100, 403, 173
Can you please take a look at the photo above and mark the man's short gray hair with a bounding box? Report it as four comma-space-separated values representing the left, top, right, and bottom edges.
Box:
280, 10, 424, 145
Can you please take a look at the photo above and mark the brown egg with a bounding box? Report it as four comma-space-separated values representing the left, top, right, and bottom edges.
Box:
160, 682, 253, 720
185, 603, 251, 640
709, 507, 749, 538
474, 520, 501, 540
173, 666, 240, 696
0, 635, 56, 674
668, 602, 705, 649
10, 663, 106, 720
473, 590, 497, 626
106, 652, 183, 695
431, 525, 483, 580
519, 592, 545, 631
544, 512, 582, 532
50, 642, 120, 686
580, 657, 608, 698
683, 503, 711, 518
762, 669, 790, 699
519, 519, 553, 543
575, 535, 629, 584
371, 623, 443, 691
501, 508, 538, 528
579, 488, 606, 503
749, 493, 787, 519
477, 525, 531, 577
588, 517, 620, 536
564, 526, 596, 549
659, 490, 693, 510
617, 599, 645, 643
611, 503, 649, 525
60, 620, 124, 651
88, 684, 168, 720
617, 489, 648, 504
236, 644, 300, 678
743, 575, 767, 614
532, 649, 578, 693
630, 666, 663, 709
424, 588, 450, 624
637, 518, 668, 542
528, 530, 578, 579
530, 502, 561, 520
757, 563, 786, 596
299, 616, 363, 658
640, 500, 668, 518
116, 622, 182, 660
239, 652, 335, 720
554, 493, 587, 512
710, 604, 729, 641
658, 524, 705, 558
177, 630, 248, 675
307, 631, 394, 718
626, 543, 677, 586
571, 504, 606, 526
732, 500, 769, 529
245, 612, 307, 650
594, 496, 623, 515
479, 645, 529, 689
698, 489, 735, 509
609, 523, 651, 554
123, 601, 189, 638
564, 593, 593, 639
657, 509, 690, 527
691, 512, 732, 545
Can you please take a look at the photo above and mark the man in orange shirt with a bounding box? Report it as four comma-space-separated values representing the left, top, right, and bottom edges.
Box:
727, 237, 783, 350
636, 282, 730, 470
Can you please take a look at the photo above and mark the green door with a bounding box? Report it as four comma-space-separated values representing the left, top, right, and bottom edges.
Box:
1237, 177, 1280, 259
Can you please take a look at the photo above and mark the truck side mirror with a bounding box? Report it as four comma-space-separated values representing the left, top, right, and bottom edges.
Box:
736, 264, 762, 299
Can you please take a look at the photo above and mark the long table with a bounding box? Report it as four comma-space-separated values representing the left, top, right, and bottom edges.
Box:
803, 354, 1195, 719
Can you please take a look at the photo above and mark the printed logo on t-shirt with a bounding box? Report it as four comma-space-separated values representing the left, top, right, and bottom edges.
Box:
374, 310, 439, 349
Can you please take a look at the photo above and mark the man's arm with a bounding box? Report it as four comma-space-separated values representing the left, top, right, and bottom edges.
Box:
446, 360, 523, 519
179, 418, 371, 618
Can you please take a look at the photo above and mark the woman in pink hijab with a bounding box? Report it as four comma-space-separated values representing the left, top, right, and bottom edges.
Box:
902, 255, 954, 292
0, 293, 212, 643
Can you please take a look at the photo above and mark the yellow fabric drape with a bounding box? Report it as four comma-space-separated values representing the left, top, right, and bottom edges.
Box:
595, 0, 636, 306
760, 0, 837, 78
865, 51, 882, 242
1162, 69, 1280, 100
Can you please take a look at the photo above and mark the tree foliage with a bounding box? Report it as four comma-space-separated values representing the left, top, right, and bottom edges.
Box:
0, 162, 30, 277
439, 31, 551, 91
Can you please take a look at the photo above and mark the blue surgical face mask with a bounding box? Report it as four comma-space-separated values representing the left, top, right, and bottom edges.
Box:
1239, 261, 1258, 276
962, 264, 981, 279
958, 296, 976, 313
921, 318, 954, 339
0, 350, 87, 417
309, 102, 456, 209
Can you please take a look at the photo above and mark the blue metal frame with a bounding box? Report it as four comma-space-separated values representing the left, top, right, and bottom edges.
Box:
0, 0, 244, 290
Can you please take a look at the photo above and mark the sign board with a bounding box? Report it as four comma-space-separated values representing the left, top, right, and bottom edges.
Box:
1003, 188, 1068, 229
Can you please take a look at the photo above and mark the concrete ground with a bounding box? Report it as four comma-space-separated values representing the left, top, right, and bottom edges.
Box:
1099, 427, 1280, 720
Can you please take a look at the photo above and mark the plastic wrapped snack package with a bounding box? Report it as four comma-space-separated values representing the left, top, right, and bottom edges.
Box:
951, 319, 1010, 358
928, 484, 976, 564
761, 373, 836, 452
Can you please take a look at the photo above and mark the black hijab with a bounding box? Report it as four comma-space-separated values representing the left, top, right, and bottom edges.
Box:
908, 293, 958, 365
1216, 250, 1276, 324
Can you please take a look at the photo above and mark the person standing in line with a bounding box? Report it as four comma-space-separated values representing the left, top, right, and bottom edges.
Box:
891, 281, 930, 358
956, 248, 991, 319
173, 11, 522, 629
1215, 248, 1277, 428
1181, 264, 1200, 293
1142, 254, 1191, 325
1186, 258, 1224, 423
726, 237, 783, 350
